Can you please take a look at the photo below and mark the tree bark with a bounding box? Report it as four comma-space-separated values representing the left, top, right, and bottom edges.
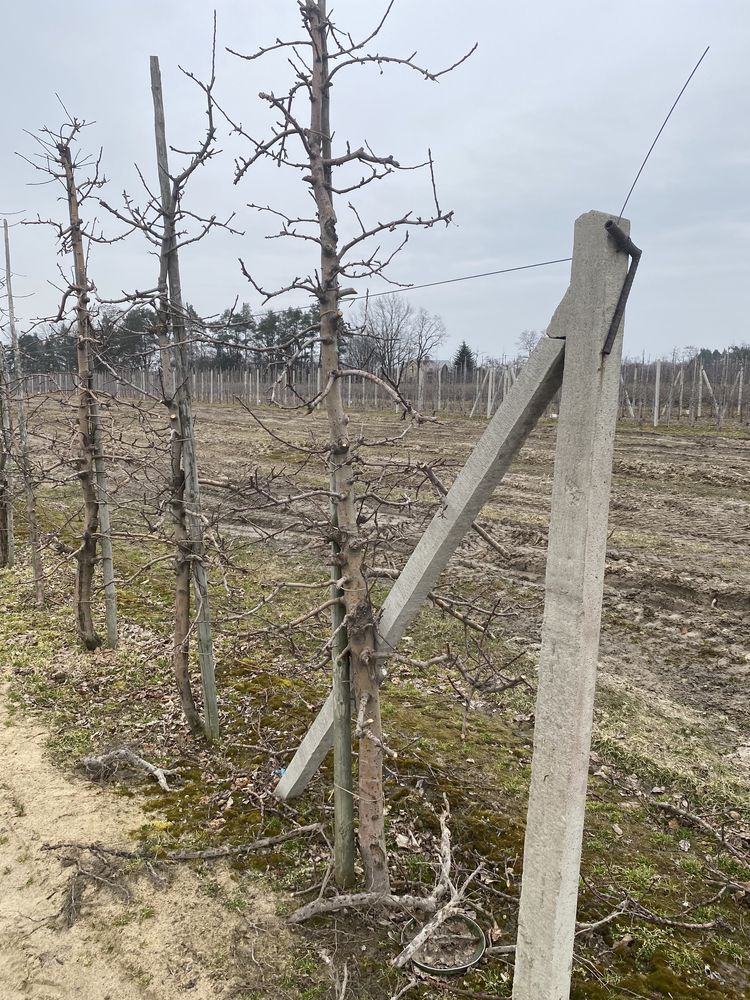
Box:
150, 55, 219, 741
308, 0, 389, 892
60, 146, 103, 647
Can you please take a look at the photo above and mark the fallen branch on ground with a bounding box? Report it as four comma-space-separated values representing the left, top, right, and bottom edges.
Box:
79, 749, 179, 792
650, 800, 748, 862
166, 823, 323, 860
392, 865, 484, 968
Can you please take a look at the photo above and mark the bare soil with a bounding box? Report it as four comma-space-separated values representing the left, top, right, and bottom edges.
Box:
14, 399, 750, 998
191, 404, 750, 799
0, 681, 288, 1000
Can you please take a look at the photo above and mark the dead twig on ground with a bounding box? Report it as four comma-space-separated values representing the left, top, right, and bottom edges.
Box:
79, 748, 180, 791
650, 799, 748, 862
392, 864, 484, 968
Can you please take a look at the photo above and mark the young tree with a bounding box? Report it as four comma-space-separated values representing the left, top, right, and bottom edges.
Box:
98, 35, 231, 739
149, 53, 221, 740
228, 0, 474, 891
517, 328, 543, 357
24, 118, 118, 646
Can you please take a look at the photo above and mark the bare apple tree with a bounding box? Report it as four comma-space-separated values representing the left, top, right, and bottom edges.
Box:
97, 25, 240, 741
225, 0, 475, 892
22, 117, 118, 647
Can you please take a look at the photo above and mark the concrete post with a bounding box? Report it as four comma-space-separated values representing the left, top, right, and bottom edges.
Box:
512, 211, 630, 1000
738, 365, 744, 419
653, 358, 661, 427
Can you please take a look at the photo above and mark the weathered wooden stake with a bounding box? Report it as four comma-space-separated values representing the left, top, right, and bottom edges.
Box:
91, 397, 118, 647
738, 365, 744, 419
512, 211, 630, 1000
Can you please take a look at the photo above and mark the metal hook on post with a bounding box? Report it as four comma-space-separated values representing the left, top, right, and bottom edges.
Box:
602, 219, 642, 355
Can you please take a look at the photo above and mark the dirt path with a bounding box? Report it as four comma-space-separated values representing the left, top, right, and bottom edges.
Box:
0, 684, 287, 1000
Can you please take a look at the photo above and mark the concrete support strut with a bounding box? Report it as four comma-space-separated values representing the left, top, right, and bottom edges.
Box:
275, 318, 567, 800
512, 211, 630, 1000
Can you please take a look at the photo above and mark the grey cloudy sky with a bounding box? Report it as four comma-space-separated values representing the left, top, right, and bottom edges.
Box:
1, 1, 748, 361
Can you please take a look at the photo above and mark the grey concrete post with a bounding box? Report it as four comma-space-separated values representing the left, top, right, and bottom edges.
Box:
653, 358, 661, 427
738, 366, 744, 419
512, 211, 630, 1000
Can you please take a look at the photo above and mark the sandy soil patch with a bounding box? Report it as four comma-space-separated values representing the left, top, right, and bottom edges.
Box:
0, 683, 288, 1000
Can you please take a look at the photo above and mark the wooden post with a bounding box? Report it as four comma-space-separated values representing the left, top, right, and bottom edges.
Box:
512, 211, 630, 1000
330, 506, 354, 888
151, 55, 219, 741
701, 367, 718, 421
620, 373, 635, 419
4, 220, 44, 605
469, 369, 489, 418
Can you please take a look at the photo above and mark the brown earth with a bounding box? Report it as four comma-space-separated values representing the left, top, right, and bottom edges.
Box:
0, 680, 289, 1000
190, 405, 750, 799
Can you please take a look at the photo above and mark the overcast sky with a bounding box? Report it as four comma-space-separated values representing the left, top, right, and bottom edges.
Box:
1, 1, 748, 361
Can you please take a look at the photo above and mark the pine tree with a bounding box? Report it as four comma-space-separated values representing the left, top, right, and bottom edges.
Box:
453, 340, 476, 373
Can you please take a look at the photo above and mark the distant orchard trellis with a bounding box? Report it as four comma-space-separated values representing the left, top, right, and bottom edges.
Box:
22, 350, 747, 425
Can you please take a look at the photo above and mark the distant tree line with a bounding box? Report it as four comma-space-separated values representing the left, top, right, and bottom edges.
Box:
16, 303, 320, 374
15, 301, 748, 379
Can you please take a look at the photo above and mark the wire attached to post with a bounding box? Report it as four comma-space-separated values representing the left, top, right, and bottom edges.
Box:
602, 220, 642, 355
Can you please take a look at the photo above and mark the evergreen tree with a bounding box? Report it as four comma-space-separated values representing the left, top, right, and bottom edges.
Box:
453, 340, 476, 373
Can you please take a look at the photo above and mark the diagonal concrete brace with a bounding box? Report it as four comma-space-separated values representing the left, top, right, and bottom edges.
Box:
275, 334, 566, 800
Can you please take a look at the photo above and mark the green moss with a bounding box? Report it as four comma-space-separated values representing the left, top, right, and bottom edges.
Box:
2, 473, 749, 1000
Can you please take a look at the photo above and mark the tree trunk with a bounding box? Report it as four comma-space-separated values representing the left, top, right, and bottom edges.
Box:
151, 55, 219, 742
60, 148, 102, 648
309, 0, 389, 892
